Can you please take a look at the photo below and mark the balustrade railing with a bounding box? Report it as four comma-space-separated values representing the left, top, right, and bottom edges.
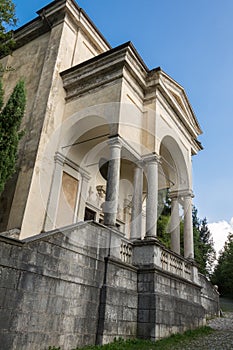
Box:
160, 249, 192, 281
120, 240, 132, 264
110, 228, 193, 282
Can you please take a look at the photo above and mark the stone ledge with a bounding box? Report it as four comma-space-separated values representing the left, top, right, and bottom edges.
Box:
137, 264, 202, 289
106, 256, 138, 273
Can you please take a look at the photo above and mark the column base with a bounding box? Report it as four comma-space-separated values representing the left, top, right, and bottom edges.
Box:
104, 223, 117, 229
185, 256, 195, 263
144, 235, 158, 241
130, 237, 142, 243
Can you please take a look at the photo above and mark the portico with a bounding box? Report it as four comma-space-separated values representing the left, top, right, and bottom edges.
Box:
0, 0, 202, 264
42, 42, 201, 260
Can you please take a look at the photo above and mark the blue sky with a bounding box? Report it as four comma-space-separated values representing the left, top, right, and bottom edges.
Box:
13, 0, 233, 251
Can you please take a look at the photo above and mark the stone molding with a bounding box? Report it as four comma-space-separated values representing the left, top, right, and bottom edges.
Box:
169, 189, 194, 200
107, 136, 123, 149
0, 228, 20, 240
105, 256, 138, 274
10, 0, 110, 57
102, 135, 143, 164
54, 152, 91, 180
142, 153, 161, 165
61, 42, 148, 101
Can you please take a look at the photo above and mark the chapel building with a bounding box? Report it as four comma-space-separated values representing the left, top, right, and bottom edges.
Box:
0, 0, 202, 260
0, 2, 219, 348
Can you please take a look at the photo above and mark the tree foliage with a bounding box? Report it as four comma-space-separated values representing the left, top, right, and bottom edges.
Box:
157, 193, 215, 276
0, 80, 26, 194
192, 208, 216, 277
0, 0, 17, 58
157, 189, 171, 248
212, 233, 233, 297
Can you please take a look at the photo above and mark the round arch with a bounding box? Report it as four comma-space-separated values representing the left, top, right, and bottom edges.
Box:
159, 135, 190, 193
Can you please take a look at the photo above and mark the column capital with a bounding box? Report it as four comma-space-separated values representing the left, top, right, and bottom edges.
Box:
142, 153, 161, 165
107, 136, 122, 149
181, 190, 194, 199
170, 189, 194, 200
169, 190, 180, 200
133, 159, 144, 169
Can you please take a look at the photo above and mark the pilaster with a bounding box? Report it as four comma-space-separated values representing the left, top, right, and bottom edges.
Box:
44, 153, 64, 231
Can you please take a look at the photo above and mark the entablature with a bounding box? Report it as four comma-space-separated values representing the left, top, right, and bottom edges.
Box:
61, 41, 148, 101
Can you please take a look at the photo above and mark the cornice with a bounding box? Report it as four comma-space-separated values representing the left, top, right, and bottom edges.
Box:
61, 42, 148, 101
156, 91, 203, 155
5, 0, 110, 57
61, 44, 128, 100
55, 152, 91, 179
144, 69, 202, 139
156, 85, 200, 139
12, 0, 68, 49
191, 137, 203, 155
158, 70, 202, 135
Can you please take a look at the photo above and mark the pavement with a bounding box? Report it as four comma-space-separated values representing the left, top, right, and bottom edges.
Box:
172, 312, 233, 350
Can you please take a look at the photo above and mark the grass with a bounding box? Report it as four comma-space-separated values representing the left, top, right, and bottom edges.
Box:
48, 326, 214, 350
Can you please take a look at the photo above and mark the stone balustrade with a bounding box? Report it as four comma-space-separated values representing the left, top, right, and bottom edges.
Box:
160, 249, 192, 280
120, 240, 132, 264
133, 239, 195, 283
79, 222, 194, 283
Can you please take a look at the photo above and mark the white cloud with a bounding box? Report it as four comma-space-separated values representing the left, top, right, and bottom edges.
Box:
208, 218, 233, 257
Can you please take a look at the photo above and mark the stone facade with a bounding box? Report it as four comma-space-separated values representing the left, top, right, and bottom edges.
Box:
0, 1, 219, 348
0, 0, 201, 250
0, 222, 219, 350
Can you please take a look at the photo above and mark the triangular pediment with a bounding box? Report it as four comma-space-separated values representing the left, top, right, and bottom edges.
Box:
169, 90, 186, 114
157, 70, 202, 137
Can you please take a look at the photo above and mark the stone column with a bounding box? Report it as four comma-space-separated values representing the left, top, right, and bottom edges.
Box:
183, 192, 194, 259
130, 163, 143, 240
169, 194, 180, 255
144, 154, 159, 239
104, 138, 122, 227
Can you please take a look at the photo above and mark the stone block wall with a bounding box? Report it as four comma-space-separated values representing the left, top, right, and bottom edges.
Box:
0, 222, 219, 349
137, 267, 205, 340
0, 222, 137, 350
97, 257, 138, 344
198, 273, 220, 317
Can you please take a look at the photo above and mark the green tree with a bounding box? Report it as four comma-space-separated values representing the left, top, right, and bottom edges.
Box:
157, 214, 171, 248
199, 217, 216, 274
157, 189, 171, 248
0, 80, 26, 194
192, 208, 216, 277
212, 233, 233, 297
0, 0, 17, 58
157, 197, 216, 276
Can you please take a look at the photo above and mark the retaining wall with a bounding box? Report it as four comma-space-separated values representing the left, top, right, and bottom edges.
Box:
0, 222, 219, 349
